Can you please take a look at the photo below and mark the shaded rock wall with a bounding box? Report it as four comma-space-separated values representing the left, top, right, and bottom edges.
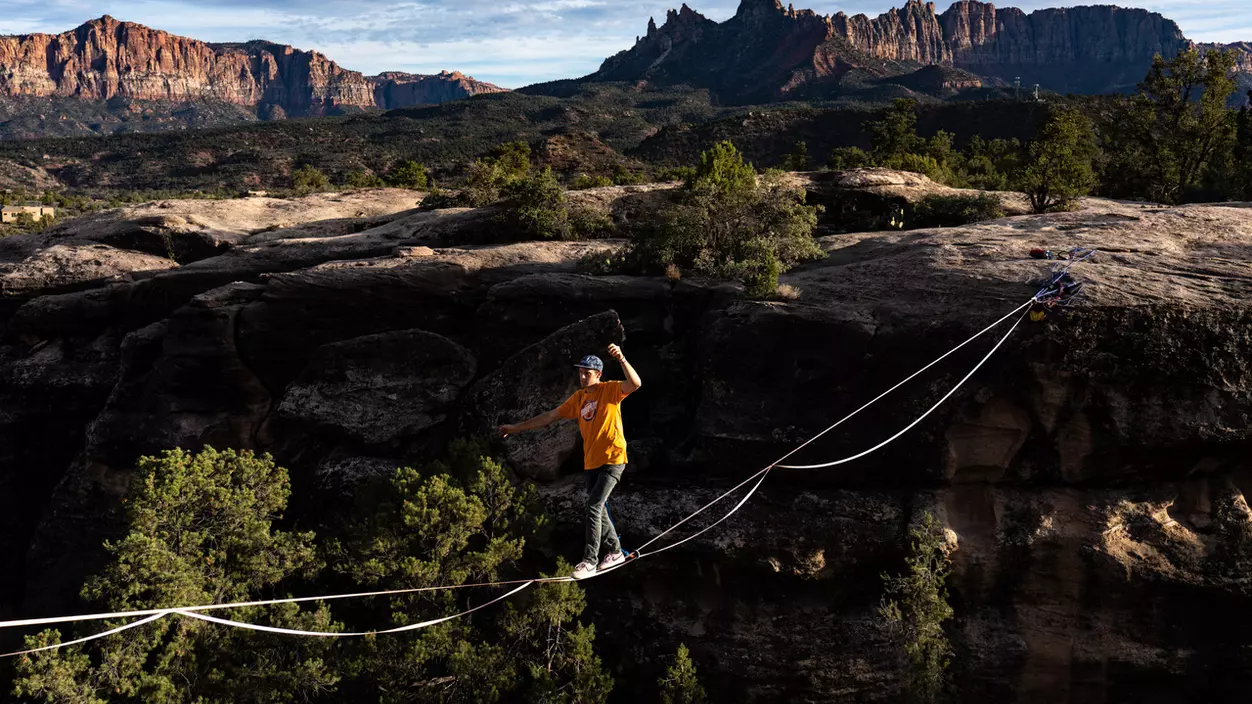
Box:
1, 191, 1250, 700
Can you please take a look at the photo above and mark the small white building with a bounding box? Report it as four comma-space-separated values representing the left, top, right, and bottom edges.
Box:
1, 205, 55, 224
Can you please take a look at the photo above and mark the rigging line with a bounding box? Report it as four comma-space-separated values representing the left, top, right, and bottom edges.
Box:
0, 298, 1033, 650
2, 612, 166, 659
777, 306, 1028, 469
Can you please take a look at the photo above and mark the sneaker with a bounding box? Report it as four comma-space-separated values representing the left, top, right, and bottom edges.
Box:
571, 561, 597, 580
597, 551, 626, 572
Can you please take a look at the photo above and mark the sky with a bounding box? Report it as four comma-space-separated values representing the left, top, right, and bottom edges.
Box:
0, 0, 1247, 89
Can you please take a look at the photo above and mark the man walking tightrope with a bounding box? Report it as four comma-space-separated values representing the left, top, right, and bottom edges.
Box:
498, 343, 642, 580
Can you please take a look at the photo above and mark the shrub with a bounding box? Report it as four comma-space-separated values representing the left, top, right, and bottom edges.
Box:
385, 160, 431, 190
611, 163, 647, 185
827, 145, 873, 170
343, 170, 385, 188
776, 283, 801, 300
571, 173, 614, 189
291, 164, 329, 193
451, 142, 535, 208
628, 143, 823, 298
657, 166, 697, 183
570, 205, 615, 238
501, 166, 572, 240
910, 193, 1004, 228
577, 245, 633, 275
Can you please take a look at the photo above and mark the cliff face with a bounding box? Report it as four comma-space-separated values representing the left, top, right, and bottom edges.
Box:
938, 1, 1190, 93
1200, 41, 1252, 104
593, 0, 1220, 101
0, 17, 504, 118
1, 182, 1251, 699
370, 70, 508, 110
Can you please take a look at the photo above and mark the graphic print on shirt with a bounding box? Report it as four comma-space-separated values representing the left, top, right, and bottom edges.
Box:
580, 399, 598, 422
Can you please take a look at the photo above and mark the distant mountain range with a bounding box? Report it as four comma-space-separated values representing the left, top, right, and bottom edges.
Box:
0, 16, 506, 120
569, 0, 1252, 103
0, 3, 1247, 141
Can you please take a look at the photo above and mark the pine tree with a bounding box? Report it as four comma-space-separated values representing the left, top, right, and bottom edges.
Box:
13, 447, 337, 704
1108, 48, 1238, 203
880, 512, 955, 704
1013, 108, 1099, 213
659, 643, 706, 704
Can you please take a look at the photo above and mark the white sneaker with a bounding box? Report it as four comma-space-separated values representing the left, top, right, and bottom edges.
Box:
571, 560, 597, 580
597, 552, 626, 572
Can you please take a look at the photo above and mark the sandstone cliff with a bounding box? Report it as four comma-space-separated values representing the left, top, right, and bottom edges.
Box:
371, 70, 508, 109
0, 16, 505, 118
0, 180, 1250, 699
593, 0, 1232, 101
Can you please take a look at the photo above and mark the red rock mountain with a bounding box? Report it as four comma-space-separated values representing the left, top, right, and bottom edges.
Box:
593, 0, 1244, 101
371, 71, 508, 109
0, 16, 505, 117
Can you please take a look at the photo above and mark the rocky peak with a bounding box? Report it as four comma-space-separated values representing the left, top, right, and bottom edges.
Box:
665, 4, 710, 31
593, 0, 1228, 101
0, 17, 503, 118
734, 0, 785, 18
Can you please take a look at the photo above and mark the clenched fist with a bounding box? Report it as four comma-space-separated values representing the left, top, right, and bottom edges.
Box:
606, 343, 625, 362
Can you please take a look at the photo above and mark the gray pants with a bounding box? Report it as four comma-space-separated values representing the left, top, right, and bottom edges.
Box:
583, 464, 625, 564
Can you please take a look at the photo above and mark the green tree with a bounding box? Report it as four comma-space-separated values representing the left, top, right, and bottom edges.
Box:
859, 100, 965, 184
501, 166, 572, 240
880, 512, 954, 704
960, 136, 1022, 191
910, 193, 1004, 227
332, 438, 607, 703
343, 170, 385, 188
13, 447, 337, 704
611, 163, 645, 185
692, 141, 757, 200
1013, 108, 1099, 213
291, 164, 330, 193
498, 562, 614, 703
1106, 47, 1238, 203
784, 140, 809, 171
386, 160, 432, 190
659, 643, 706, 704
630, 142, 823, 298
1234, 91, 1252, 200
826, 145, 872, 170
453, 142, 534, 207
867, 99, 925, 164
571, 173, 613, 190
491, 141, 533, 183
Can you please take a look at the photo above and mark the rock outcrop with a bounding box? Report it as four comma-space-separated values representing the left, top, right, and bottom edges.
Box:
593, 0, 1233, 101
0, 17, 505, 118
371, 70, 508, 109
1, 179, 1251, 700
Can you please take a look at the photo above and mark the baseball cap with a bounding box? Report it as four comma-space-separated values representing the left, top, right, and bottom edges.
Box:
574, 355, 604, 372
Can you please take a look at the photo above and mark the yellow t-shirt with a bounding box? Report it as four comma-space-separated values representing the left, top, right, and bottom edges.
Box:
558, 380, 631, 469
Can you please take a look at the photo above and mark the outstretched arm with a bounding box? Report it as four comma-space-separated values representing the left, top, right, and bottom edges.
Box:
498, 408, 561, 438
607, 343, 642, 395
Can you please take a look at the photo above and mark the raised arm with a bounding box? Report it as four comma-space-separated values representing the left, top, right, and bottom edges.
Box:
498, 407, 562, 438
607, 343, 642, 395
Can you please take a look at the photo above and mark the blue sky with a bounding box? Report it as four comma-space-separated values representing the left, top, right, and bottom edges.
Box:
0, 1, 1247, 88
